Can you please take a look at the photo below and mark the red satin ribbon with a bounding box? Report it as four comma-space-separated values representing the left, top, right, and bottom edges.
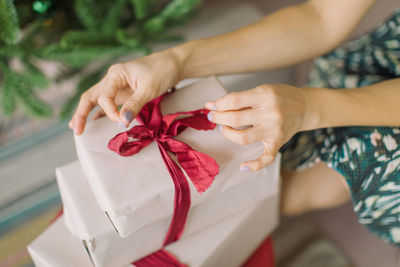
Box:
108, 91, 219, 266
133, 249, 188, 267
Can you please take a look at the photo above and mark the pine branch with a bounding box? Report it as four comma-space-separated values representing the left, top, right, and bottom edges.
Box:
102, 0, 128, 34
15, 84, 52, 117
143, 0, 201, 35
20, 58, 49, 90
60, 30, 117, 48
39, 44, 132, 68
0, 45, 23, 57
0, 61, 51, 117
0, 62, 16, 115
74, 0, 107, 30
115, 29, 141, 47
0, 0, 19, 45
130, 0, 154, 20
160, 0, 202, 21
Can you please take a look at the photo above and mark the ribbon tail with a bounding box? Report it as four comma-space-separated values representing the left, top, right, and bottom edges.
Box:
177, 150, 218, 193
158, 142, 191, 246
165, 139, 219, 194
132, 249, 188, 267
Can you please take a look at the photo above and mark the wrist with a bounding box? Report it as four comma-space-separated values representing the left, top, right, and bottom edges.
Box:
299, 87, 325, 131
168, 40, 200, 80
301, 87, 351, 130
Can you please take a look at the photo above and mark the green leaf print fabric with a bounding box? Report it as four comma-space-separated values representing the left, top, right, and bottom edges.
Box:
281, 7, 400, 245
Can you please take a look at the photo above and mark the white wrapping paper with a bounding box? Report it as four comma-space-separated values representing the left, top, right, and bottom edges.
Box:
74, 76, 275, 237
56, 157, 279, 267
28, 193, 278, 267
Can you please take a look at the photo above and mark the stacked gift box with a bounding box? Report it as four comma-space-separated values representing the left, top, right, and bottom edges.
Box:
28, 77, 280, 267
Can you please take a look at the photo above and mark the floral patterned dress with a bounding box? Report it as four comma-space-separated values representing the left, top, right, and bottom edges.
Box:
281, 7, 400, 245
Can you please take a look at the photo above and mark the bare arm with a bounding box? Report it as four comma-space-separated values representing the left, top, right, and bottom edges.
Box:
306, 78, 400, 129
172, 0, 376, 78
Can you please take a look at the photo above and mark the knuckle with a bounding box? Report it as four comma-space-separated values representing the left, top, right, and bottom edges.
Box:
79, 91, 89, 102
227, 92, 240, 107
107, 63, 123, 75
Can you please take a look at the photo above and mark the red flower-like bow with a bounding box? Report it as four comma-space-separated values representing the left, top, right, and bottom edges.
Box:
108, 91, 219, 266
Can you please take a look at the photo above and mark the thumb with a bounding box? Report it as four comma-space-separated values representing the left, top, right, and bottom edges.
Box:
119, 91, 150, 126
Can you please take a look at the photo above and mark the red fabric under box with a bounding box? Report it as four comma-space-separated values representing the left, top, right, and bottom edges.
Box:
243, 237, 275, 267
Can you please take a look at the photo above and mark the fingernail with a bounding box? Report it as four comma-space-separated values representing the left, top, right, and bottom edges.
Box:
207, 112, 213, 122
240, 165, 251, 172
205, 102, 216, 111
218, 124, 223, 132
124, 111, 133, 123
118, 121, 127, 128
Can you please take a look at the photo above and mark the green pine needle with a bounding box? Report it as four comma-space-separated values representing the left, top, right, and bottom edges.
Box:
144, 0, 201, 35
0, 62, 51, 117
1, 76, 16, 116
0, 45, 23, 57
20, 59, 49, 89
0, 0, 20, 45
15, 84, 52, 117
161, 0, 202, 20
130, 0, 154, 20
115, 29, 141, 47
40, 44, 132, 68
102, 0, 128, 34
74, 0, 108, 30
0, 62, 16, 115
60, 30, 117, 48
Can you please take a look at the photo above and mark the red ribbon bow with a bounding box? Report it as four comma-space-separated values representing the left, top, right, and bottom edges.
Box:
108, 91, 219, 266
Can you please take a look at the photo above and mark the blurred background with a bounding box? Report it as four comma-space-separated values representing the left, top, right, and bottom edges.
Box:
0, 0, 399, 266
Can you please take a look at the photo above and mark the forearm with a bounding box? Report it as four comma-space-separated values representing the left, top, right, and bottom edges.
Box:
169, 0, 374, 79
304, 78, 400, 130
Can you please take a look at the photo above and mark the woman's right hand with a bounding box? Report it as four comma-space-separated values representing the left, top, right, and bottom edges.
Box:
69, 49, 183, 135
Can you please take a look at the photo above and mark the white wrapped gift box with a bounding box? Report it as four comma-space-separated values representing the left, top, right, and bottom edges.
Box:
28, 192, 278, 267
56, 158, 279, 267
74, 76, 276, 237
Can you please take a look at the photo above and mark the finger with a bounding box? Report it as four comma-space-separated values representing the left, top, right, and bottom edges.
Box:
220, 125, 266, 146
241, 140, 280, 171
71, 91, 96, 135
208, 108, 263, 128
70, 77, 106, 134
98, 67, 127, 123
119, 90, 151, 126
205, 89, 260, 112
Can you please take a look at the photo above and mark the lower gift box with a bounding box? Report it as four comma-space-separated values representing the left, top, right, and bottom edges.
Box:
28, 193, 278, 267
53, 157, 279, 267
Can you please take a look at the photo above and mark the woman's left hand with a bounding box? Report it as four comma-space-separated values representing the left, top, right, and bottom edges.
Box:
205, 84, 315, 172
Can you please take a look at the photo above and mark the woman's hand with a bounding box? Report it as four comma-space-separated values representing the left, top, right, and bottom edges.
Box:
205, 84, 316, 172
69, 50, 182, 135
